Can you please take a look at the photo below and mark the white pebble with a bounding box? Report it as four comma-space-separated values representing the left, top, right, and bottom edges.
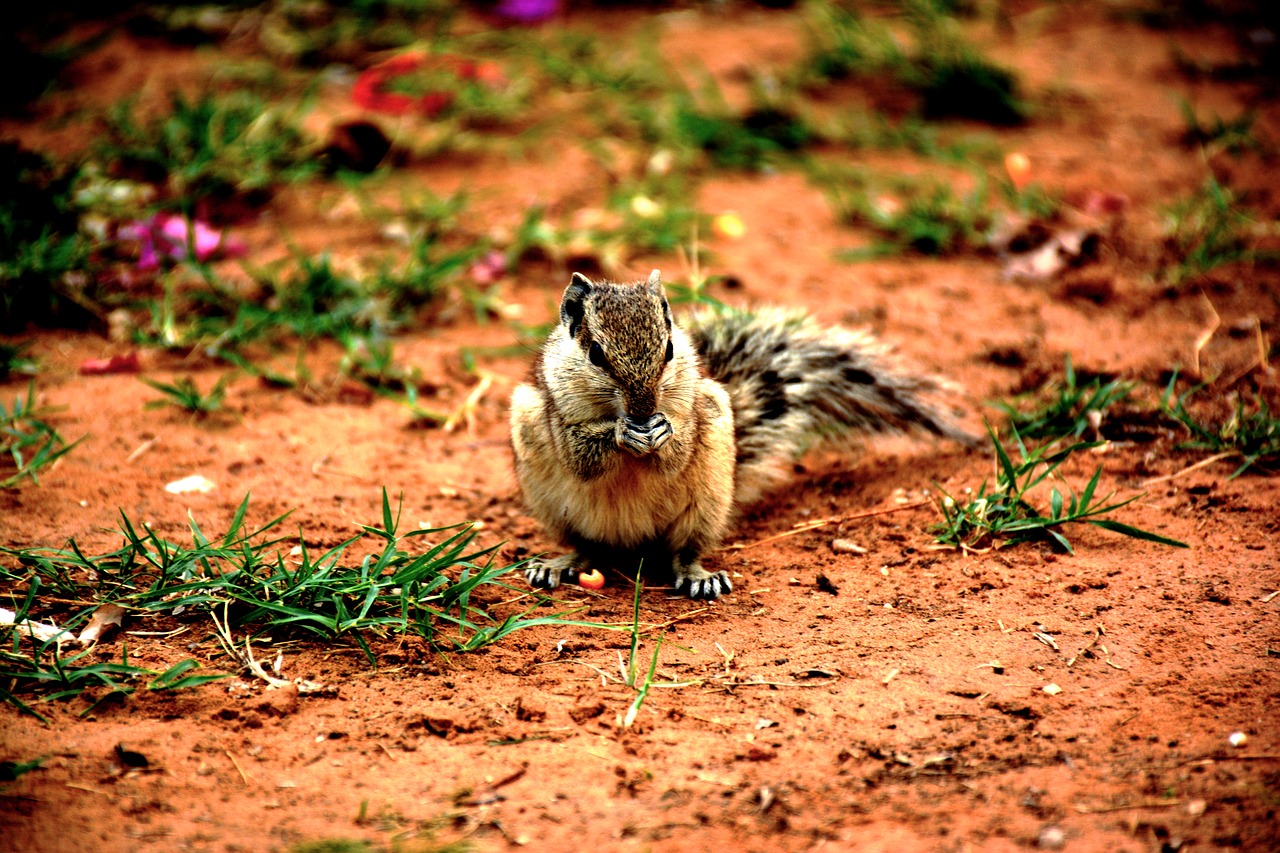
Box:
1038, 825, 1066, 849
831, 538, 867, 555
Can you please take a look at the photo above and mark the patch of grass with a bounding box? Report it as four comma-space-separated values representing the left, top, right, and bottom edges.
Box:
527, 25, 674, 98
1159, 176, 1275, 288
796, 0, 906, 86
141, 0, 458, 66
0, 341, 39, 381
931, 424, 1188, 553
141, 374, 232, 417
820, 163, 995, 257
0, 641, 228, 721
992, 356, 1135, 440
1, 383, 82, 489
665, 78, 814, 171
1, 491, 584, 669
1161, 377, 1280, 478
0, 144, 98, 331
1178, 98, 1268, 156
797, 0, 1028, 125
905, 0, 1027, 126
818, 112, 1002, 166
134, 218, 479, 360
0, 756, 45, 782
342, 335, 421, 392
96, 90, 319, 209
622, 566, 665, 729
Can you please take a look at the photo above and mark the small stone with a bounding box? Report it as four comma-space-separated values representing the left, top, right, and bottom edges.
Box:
165, 474, 215, 495
1038, 825, 1066, 849
1228, 731, 1248, 747
1187, 799, 1207, 816
1042, 683, 1063, 696
831, 538, 867, 555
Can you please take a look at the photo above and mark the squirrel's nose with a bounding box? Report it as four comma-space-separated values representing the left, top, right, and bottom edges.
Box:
625, 393, 657, 423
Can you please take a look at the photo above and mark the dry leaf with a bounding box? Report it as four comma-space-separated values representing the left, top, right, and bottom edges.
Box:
77, 603, 126, 645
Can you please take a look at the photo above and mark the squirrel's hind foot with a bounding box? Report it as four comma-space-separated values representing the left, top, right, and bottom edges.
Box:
672, 560, 732, 600
525, 554, 581, 591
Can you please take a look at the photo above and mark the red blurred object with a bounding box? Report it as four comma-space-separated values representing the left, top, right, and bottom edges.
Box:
79, 353, 142, 375
352, 54, 506, 118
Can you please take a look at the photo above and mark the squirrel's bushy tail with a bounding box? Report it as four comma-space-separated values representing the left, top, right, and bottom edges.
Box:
685, 307, 976, 506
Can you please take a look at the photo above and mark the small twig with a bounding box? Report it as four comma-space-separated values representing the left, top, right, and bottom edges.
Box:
1, 592, 98, 608
881, 668, 900, 685
685, 712, 733, 729
65, 783, 108, 795
310, 454, 375, 483
126, 626, 191, 639
1192, 291, 1220, 378
488, 763, 529, 791
125, 437, 158, 464
1261, 590, 1279, 604
1074, 799, 1181, 815
1218, 316, 1276, 387
377, 741, 398, 762
709, 678, 822, 690
443, 372, 494, 434
728, 501, 929, 551
1140, 451, 1236, 487
224, 749, 249, 786
648, 608, 711, 630
714, 642, 734, 679
1184, 754, 1280, 765
1067, 627, 1104, 668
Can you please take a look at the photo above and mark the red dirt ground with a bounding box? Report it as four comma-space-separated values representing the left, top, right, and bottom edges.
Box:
2, 4, 1279, 852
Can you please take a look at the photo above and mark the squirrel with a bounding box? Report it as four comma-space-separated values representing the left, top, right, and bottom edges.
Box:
509, 270, 975, 600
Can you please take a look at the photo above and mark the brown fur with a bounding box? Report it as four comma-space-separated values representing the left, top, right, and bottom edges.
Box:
510, 271, 973, 600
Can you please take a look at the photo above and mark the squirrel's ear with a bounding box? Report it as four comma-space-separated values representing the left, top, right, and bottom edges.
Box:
646, 269, 672, 329
561, 273, 592, 337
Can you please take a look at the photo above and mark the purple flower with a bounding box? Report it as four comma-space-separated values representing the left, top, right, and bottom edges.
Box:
493, 0, 560, 24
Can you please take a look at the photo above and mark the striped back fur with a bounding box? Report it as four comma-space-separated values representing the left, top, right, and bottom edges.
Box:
684, 307, 975, 506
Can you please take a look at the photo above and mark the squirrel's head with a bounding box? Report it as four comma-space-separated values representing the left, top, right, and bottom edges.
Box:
555, 270, 679, 421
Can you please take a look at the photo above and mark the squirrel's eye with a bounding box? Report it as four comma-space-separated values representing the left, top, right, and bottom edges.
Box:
588, 341, 608, 369
664, 339, 674, 363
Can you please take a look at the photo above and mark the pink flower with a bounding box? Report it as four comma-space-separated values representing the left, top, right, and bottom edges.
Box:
469, 250, 508, 284
121, 214, 244, 270
79, 353, 142, 375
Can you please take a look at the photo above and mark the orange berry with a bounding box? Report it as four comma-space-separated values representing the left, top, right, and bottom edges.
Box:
578, 569, 605, 589
1004, 152, 1032, 191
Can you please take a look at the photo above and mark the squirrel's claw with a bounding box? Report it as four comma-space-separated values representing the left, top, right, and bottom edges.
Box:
618, 427, 653, 457
673, 571, 732, 600
647, 415, 673, 451
525, 561, 578, 591
618, 413, 673, 457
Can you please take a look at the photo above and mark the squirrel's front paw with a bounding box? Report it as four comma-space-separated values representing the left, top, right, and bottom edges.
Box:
618, 413, 673, 457
525, 558, 579, 591
673, 569, 732, 600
